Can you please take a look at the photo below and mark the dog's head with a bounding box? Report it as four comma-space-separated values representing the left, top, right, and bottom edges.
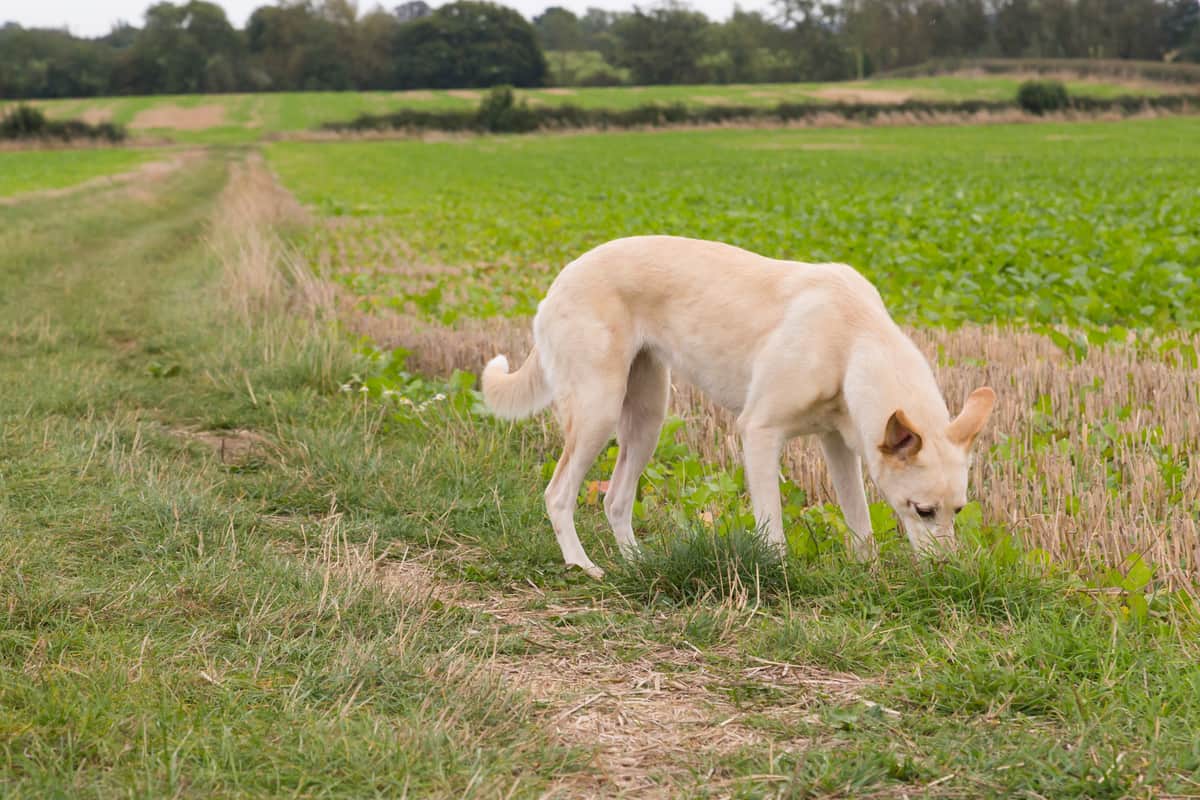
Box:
869, 387, 996, 554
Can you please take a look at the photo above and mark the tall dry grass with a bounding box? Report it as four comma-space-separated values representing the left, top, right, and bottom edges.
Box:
211, 153, 334, 320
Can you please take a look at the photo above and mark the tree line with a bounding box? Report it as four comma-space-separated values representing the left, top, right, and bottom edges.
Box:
2, 0, 1198, 99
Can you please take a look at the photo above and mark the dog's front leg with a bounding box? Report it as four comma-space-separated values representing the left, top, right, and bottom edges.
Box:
739, 421, 786, 552
819, 432, 876, 561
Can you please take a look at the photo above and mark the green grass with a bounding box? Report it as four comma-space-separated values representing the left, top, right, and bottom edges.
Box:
267, 117, 1200, 332
0, 155, 584, 797
0, 148, 152, 197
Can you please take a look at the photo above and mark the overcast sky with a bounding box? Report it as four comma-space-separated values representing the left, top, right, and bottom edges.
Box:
4, 0, 773, 37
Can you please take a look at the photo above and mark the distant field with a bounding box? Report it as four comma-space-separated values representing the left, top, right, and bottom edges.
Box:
22, 73, 1187, 143
0, 148, 152, 197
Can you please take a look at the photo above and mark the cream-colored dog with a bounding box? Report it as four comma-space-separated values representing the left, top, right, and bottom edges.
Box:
482, 236, 995, 578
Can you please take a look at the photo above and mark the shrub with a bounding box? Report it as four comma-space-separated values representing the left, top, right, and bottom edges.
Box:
0, 103, 126, 142
0, 104, 48, 137
1017, 79, 1071, 114
475, 85, 539, 133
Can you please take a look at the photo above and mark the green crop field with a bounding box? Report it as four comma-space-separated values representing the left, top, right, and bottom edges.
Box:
21, 72, 1187, 144
2, 113, 1200, 797
269, 118, 1200, 331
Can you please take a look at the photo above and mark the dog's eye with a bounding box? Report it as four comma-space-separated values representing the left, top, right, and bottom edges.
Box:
913, 504, 936, 520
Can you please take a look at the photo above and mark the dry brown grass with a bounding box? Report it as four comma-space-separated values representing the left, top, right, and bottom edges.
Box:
811, 86, 917, 104
346, 301, 1200, 585
210, 154, 334, 320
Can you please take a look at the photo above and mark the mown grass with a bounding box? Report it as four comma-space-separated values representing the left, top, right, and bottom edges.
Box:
0, 155, 585, 797
0, 148, 152, 197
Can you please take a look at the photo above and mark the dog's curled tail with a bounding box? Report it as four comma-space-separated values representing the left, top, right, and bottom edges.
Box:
482, 348, 552, 419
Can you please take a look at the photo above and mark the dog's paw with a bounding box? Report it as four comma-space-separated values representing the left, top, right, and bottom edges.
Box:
851, 538, 879, 562
568, 561, 605, 580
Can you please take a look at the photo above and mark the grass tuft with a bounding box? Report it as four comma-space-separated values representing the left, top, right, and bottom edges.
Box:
611, 524, 787, 605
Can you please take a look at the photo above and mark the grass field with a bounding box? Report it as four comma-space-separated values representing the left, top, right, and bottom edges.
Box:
19, 72, 1190, 144
0, 148, 152, 197
2, 115, 1200, 796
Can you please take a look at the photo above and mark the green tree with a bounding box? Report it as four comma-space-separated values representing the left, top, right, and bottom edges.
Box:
126, 1, 245, 93
246, 2, 349, 90
391, 1, 547, 89
610, 3, 713, 84
534, 6, 585, 50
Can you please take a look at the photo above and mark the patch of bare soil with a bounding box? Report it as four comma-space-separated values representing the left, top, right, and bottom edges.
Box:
541, 88, 577, 96
131, 104, 226, 130
245, 97, 266, 129
78, 107, 114, 125
811, 86, 914, 104
446, 89, 482, 101
174, 427, 272, 465
691, 95, 728, 106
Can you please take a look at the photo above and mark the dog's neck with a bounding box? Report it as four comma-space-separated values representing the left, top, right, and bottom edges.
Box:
839, 329, 950, 462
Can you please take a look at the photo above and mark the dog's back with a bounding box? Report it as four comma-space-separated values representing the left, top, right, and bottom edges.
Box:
533, 235, 895, 411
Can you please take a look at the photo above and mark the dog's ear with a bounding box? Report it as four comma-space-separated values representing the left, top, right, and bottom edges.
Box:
880, 409, 923, 460
948, 387, 996, 449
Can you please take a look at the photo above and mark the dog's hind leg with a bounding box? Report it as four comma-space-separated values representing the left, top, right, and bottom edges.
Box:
544, 379, 624, 579
604, 351, 670, 558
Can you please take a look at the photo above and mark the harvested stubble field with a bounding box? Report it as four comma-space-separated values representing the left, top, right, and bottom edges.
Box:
2, 115, 1200, 798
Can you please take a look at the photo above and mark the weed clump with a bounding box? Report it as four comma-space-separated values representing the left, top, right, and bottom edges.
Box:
611, 524, 787, 605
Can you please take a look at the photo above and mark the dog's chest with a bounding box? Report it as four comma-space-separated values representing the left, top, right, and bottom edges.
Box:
783, 394, 847, 437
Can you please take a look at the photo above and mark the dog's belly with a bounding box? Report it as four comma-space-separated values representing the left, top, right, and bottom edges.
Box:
643, 339, 751, 413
